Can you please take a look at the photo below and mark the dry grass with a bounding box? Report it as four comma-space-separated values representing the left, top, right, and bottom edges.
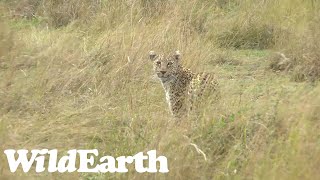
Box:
0, 0, 320, 179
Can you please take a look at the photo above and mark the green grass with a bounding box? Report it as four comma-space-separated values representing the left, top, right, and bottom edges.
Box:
0, 0, 320, 179
8, 17, 44, 29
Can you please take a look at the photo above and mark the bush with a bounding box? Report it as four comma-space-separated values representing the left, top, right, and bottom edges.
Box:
5, 0, 40, 19
278, 17, 320, 82
216, 23, 275, 49
5, 0, 102, 27
41, 0, 102, 27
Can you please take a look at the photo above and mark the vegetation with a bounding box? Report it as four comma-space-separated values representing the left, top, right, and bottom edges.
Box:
0, 0, 319, 179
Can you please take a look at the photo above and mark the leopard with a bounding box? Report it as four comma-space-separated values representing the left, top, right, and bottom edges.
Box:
149, 50, 219, 117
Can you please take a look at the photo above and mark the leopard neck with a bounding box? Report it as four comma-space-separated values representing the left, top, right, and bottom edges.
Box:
161, 67, 193, 92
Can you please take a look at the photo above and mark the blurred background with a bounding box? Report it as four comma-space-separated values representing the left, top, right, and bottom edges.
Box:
0, 0, 319, 179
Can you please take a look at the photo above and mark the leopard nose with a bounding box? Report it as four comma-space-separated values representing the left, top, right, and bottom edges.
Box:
160, 71, 166, 74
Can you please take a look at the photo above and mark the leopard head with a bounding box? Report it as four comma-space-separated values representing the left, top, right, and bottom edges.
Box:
149, 50, 181, 83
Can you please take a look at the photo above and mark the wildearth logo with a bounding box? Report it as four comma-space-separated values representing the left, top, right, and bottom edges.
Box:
3, 149, 169, 173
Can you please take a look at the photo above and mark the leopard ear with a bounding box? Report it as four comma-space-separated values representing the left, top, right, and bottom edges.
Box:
149, 51, 156, 61
174, 50, 181, 61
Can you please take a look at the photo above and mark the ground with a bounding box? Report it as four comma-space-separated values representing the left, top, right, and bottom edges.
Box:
0, 1, 320, 179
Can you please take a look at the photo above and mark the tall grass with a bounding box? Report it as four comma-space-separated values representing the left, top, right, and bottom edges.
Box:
0, 0, 320, 179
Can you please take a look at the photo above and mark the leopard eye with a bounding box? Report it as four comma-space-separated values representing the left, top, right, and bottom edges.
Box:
167, 62, 173, 66
156, 61, 161, 66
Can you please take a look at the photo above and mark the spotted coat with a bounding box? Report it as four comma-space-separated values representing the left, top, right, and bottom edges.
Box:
149, 50, 219, 117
